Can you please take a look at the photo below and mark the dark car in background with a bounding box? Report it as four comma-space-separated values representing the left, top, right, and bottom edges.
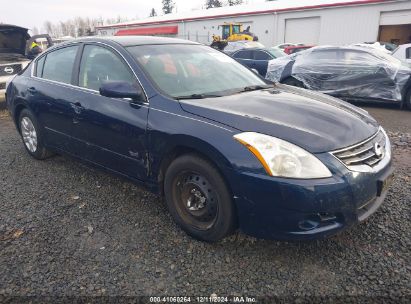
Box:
7, 36, 393, 242
222, 40, 265, 56
231, 47, 285, 76
0, 24, 52, 101
266, 46, 411, 109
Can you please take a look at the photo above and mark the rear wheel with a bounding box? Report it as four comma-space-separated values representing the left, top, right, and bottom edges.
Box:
18, 109, 53, 160
282, 77, 305, 88
164, 154, 236, 242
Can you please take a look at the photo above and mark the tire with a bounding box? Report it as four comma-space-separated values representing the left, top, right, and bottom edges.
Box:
282, 77, 305, 88
164, 154, 236, 242
18, 108, 53, 160
405, 89, 411, 111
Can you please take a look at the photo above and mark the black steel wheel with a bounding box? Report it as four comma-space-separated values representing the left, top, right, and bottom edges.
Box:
164, 154, 236, 242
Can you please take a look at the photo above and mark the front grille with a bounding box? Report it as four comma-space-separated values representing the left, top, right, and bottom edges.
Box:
332, 129, 386, 168
0, 82, 5, 90
0, 64, 22, 77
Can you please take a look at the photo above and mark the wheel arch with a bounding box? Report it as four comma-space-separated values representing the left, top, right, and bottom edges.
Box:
13, 101, 30, 133
155, 135, 234, 197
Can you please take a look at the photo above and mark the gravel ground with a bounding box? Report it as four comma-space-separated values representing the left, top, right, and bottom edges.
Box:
0, 108, 410, 303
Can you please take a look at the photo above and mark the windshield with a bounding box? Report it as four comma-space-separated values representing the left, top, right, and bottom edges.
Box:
268, 48, 286, 58
127, 44, 267, 98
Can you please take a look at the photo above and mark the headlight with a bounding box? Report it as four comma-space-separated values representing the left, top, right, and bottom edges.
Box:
234, 132, 332, 178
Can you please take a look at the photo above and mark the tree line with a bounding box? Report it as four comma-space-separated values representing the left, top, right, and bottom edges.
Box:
42, 0, 274, 37
151, 0, 246, 17
42, 16, 131, 38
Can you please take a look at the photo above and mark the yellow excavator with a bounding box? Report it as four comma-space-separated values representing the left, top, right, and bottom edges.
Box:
211, 22, 259, 50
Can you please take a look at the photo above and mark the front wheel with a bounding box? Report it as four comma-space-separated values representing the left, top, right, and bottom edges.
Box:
18, 109, 53, 160
164, 154, 236, 242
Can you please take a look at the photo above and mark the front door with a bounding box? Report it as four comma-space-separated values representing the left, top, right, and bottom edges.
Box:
69, 44, 149, 181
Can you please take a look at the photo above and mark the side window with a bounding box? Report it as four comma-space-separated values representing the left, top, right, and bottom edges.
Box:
342, 50, 373, 62
42, 46, 79, 84
308, 50, 339, 60
79, 45, 135, 91
254, 51, 271, 60
406, 47, 411, 59
234, 50, 252, 59
35, 55, 46, 77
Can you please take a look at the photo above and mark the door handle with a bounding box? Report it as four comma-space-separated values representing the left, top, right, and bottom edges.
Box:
27, 87, 37, 94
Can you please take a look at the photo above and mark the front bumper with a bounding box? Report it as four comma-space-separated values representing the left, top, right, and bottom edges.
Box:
226, 152, 393, 240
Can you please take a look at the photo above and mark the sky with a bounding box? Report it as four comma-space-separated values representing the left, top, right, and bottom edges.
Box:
1, 0, 267, 32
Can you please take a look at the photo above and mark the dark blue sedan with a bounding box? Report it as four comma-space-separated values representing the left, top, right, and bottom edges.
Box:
6, 36, 393, 242
231, 47, 285, 76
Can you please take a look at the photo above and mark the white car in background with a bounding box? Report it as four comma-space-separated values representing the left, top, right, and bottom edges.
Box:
392, 43, 411, 66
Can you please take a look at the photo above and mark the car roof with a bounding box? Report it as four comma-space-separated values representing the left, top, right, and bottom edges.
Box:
233, 47, 270, 52
69, 35, 200, 47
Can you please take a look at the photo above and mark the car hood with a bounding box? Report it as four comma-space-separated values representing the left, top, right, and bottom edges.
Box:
0, 25, 30, 56
178, 84, 379, 153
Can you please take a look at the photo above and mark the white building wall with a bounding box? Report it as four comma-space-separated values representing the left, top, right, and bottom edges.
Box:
178, 14, 275, 46
97, 0, 411, 47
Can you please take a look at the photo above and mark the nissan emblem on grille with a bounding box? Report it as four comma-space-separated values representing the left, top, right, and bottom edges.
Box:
374, 143, 383, 159
4, 67, 14, 74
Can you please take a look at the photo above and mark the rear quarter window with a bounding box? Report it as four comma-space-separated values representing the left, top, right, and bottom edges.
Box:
35, 56, 46, 77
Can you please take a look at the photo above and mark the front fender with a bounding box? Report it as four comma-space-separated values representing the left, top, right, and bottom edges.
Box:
147, 96, 267, 185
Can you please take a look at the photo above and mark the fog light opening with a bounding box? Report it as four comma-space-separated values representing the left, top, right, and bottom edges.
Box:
298, 213, 338, 231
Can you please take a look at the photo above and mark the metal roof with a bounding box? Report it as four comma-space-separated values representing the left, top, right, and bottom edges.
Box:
66, 36, 199, 46
96, 0, 401, 30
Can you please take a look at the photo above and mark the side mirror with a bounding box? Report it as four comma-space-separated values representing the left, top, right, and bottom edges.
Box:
251, 68, 259, 75
99, 81, 144, 101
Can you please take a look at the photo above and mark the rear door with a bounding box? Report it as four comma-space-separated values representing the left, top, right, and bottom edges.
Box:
69, 43, 149, 180
28, 44, 81, 152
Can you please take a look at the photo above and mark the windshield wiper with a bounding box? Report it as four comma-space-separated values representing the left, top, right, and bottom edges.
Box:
175, 93, 223, 100
239, 85, 272, 92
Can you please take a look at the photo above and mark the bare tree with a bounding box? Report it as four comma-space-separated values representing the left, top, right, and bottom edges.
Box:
162, 0, 174, 14
149, 8, 157, 17
206, 0, 223, 9
31, 26, 39, 35
227, 0, 243, 5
